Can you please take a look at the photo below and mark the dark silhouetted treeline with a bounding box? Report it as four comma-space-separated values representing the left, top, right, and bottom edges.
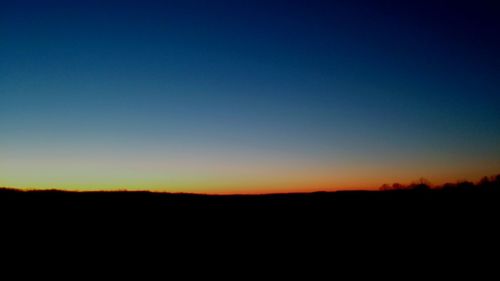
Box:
379, 174, 500, 192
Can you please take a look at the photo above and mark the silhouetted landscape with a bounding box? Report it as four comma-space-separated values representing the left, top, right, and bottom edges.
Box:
2, 174, 499, 216
2, 2, 499, 263
3, 174, 499, 252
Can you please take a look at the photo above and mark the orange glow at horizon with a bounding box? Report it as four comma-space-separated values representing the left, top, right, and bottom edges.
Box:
1, 139, 499, 194
1, 171, 498, 195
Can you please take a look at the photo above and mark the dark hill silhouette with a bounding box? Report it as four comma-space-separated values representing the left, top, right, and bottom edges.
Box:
2, 174, 499, 263
2, 174, 499, 216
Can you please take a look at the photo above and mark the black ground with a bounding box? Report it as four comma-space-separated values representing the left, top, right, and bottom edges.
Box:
2, 185, 498, 266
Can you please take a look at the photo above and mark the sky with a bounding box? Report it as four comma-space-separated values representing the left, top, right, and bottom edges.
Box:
1, 0, 499, 193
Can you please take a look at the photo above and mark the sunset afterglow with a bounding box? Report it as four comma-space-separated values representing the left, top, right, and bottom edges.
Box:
1, 1, 499, 194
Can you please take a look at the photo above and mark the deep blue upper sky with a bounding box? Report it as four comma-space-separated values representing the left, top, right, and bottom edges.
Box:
1, 0, 499, 191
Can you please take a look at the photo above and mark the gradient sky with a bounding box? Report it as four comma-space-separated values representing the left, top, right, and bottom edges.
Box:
1, 0, 499, 193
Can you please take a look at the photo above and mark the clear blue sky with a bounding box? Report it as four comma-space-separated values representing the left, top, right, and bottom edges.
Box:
1, 0, 499, 193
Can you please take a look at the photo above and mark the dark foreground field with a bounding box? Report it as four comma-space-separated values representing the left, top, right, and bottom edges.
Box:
2, 185, 499, 263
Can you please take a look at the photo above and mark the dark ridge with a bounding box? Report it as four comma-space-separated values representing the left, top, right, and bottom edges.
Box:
2, 175, 499, 251
1, 173, 499, 212
1, 174, 498, 226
